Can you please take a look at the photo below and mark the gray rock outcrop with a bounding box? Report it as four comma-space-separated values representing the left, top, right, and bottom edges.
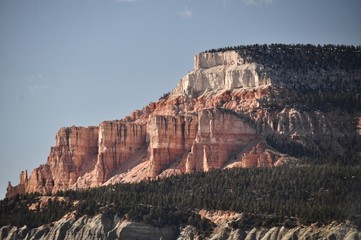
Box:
1, 213, 360, 240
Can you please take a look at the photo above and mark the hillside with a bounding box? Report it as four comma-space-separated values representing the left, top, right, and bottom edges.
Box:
1, 164, 361, 239
6, 44, 361, 198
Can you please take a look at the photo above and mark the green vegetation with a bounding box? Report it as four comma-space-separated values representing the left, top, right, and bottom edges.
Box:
1, 44, 361, 234
207, 44, 361, 111
1, 163, 360, 232
0, 194, 70, 228
159, 91, 171, 100
300, 91, 361, 112
205, 44, 361, 72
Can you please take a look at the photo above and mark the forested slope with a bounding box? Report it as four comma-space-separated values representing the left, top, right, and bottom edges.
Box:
1, 163, 360, 232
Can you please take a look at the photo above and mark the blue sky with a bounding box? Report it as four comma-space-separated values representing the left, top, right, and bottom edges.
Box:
0, 0, 360, 198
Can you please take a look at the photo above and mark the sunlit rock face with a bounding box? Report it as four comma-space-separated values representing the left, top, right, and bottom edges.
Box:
185, 109, 257, 173
93, 121, 147, 185
173, 51, 271, 97
147, 114, 198, 178
7, 46, 361, 197
7, 126, 99, 197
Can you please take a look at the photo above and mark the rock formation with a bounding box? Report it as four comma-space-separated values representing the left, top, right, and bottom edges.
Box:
1, 212, 360, 240
173, 51, 271, 97
92, 121, 147, 186
7, 126, 99, 196
6, 44, 361, 197
147, 114, 198, 178
185, 109, 258, 172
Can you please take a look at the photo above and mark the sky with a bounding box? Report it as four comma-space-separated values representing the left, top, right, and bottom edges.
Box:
0, 0, 360, 199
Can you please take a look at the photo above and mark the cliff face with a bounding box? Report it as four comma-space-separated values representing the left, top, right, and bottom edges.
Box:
185, 109, 258, 172
147, 114, 198, 178
147, 109, 266, 178
93, 121, 147, 185
7, 45, 361, 197
49, 127, 99, 191
7, 126, 99, 196
173, 51, 271, 97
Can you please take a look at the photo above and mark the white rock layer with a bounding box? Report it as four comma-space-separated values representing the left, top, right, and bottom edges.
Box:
173, 51, 271, 97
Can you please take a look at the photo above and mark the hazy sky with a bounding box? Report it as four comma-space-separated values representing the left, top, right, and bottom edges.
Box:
0, 0, 360, 198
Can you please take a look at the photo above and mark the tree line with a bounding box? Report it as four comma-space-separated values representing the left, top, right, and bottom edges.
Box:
1, 163, 360, 233
205, 44, 361, 72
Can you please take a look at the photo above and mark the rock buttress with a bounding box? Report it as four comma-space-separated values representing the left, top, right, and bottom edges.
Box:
7, 126, 99, 197
92, 121, 147, 185
185, 109, 258, 172
147, 115, 198, 178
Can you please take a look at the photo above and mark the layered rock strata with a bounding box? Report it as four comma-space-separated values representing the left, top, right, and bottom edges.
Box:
147, 114, 198, 178
93, 121, 147, 185
7, 46, 361, 197
185, 109, 257, 172
7, 108, 268, 197
7, 126, 99, 196
173, 51, 271, 97
1, 212, 360, 240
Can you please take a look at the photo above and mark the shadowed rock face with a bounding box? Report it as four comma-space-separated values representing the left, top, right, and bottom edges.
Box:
7, 46, 361, 197
1, 212, 360, 240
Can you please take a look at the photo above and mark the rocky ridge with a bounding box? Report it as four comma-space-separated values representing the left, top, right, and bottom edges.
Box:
1, 212, 360, 240
6, 44, 361, 197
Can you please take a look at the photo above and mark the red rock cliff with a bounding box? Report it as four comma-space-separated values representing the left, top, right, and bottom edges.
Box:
7, 47, 361, 197
185, 109, 258, 172
147, 114, 198, 178
92, 121, 147, 186
7, 126, 99, 197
